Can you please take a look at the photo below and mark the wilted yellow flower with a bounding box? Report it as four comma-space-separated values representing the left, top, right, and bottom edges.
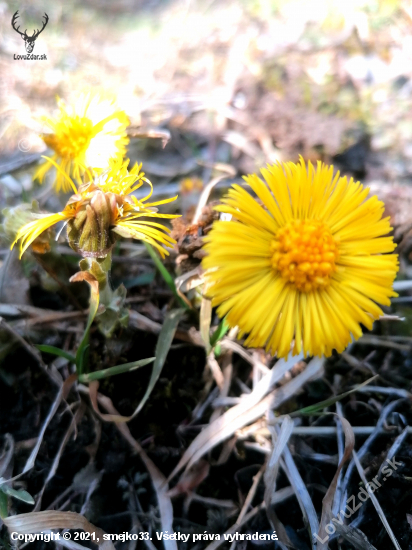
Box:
203, 159, 399, 359
34, 92, 129, 192
13, 158, 178, 259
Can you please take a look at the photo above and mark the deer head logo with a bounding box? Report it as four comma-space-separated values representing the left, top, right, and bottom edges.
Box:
12, 11, 48, 53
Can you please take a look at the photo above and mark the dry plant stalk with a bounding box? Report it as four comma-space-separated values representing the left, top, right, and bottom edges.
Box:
4, 510, 115, 550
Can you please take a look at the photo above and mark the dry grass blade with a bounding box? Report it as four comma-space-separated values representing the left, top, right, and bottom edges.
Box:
58, 537, 98, 550
333, 523, 378, 550
174, 267, 203, 310
207, 352, 233, 437
357, 335, 410, 352
222, 130, 262, 159
393, 280, 412, 291
129, 310, 163, 334
203, 502, 265, 550
220, 340, 269, 373
167, 354, 304, 481
200, 297, 212, 354
230, 462, 265, 549
229, 465, 264, 550
0, 434, 14, 478
192, 175, 229, 224
0, 304, 80, 318
378, 314, 404, 321
291, 426, 412, 435
377, 426, 408, 478
264, 416, 294, 511
127, 481, 158, 550
78, 466, 103, 517
191, 386, 220, 423
24, 311, 86, 327
0, 317, 62, 386
207, 354, 225, 390
339, 398, 405, 511
265, 415, 295, 548
168, 356, 323, 482
78, 385, 177, 550
332, 402, 345, 516
317, 415, 355, 549
34, 403, 86, 511
352, 450, 402, 550
127, 127, 171, 147
174, 267, 204, 294
189, 494, 236, 509
279, 441, 319, 549
203, 488, 292, 550
23, 373, 77, 474
166, 460, 210, 498
3, 510, 115, 550
356, 386, 412, 398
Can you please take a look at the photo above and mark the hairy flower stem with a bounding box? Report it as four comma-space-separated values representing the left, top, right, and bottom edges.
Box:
78, 251, 128, 339
80, 252, 113, 307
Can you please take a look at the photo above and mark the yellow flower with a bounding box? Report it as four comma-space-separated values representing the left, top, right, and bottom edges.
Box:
202, 159, 399, 359
34, 92, 129, 192
13, 158, 178, 259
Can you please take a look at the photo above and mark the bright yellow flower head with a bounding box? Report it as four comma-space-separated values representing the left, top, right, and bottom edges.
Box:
203, 159, 399, 359
34, 92, 129, 192
13, 158, 178, 259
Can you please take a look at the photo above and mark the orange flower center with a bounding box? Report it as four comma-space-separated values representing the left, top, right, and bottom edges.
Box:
271, 219, 339, 292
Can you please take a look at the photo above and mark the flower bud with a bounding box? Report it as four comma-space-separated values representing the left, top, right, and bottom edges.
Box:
67, 190, 117, 258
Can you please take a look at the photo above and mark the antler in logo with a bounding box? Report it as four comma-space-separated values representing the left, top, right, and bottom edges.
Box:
12, 11, 48, 53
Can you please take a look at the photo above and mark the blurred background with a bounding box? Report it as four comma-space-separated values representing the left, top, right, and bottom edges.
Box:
2, 0, 412, 211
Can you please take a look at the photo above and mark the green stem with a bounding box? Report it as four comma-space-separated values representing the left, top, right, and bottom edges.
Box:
98, 253, 114, 305
210, 318, 230, 348
143, 242, 191, 310
75, 255, 113, 375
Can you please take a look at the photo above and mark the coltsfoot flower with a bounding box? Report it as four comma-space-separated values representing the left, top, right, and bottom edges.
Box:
203, 159, 399, 358
13, 158, 178, 259
34, 92, 129, 192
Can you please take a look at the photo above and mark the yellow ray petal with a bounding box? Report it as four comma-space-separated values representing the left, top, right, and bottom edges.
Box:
12, 212, 70, 258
